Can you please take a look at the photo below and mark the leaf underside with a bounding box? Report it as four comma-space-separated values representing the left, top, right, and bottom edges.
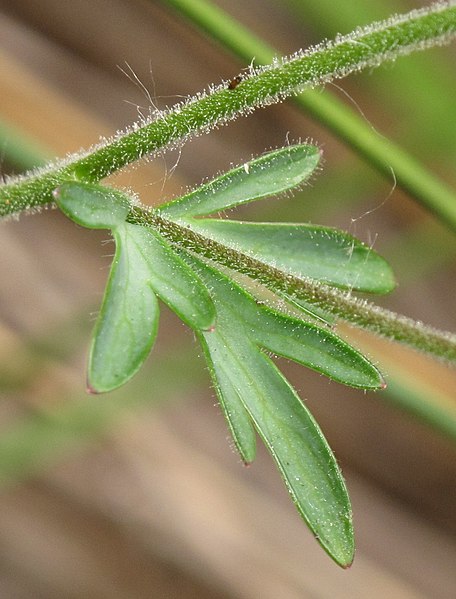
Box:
54, 143, 393, 567
159, 143, 321, 219
88, 225, 160, 393
89, 223, 215, 393
183, 219, 395, 294
186, 252, 359, 566
55, 182, 131, 229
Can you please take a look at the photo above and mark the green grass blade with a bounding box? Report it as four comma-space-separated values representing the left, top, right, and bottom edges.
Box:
0, 120, 51, 172
159, 144, 320, 219
185, 219, 395, 293
55, 182, 131, 229
89, 225, 160, 393
162, 0, 456, 231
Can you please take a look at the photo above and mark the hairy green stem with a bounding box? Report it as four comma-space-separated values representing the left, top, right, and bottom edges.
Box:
128, 207, 456, 363
163, 0, 456, 231
1, 2, 455, 222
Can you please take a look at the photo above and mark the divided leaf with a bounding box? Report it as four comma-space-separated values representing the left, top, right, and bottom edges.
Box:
90, 223, 215, 392
54, 181, 215, 392
184, 253, 367, 566
54, 142, 393, 567
200, 338, 257, 464
123, 225, 215, 331
185, 252, 384, 389
159, 144, 320, 219
204, 332, 355, 567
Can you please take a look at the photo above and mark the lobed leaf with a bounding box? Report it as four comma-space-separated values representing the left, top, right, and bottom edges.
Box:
89, 222, 216, 392
88, 224, 160, 393
200, 337, 257, 464
205, 333, 354, 567
55, 180, 216, 392
54, 182, 131, 229
184, 253, 384, 390
251, 309, 384, 391
190, 255, 355, 566
123, 224, 216, 331
158, 144, 320, 219
183, 219, 396, 294
54, 152, 391, 564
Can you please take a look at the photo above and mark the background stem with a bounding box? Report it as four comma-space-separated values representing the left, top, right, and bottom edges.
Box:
1, 2, 455, 224
162, 0, 456, 230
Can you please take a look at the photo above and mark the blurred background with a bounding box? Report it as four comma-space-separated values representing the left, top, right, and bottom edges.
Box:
0, 0, 455, 597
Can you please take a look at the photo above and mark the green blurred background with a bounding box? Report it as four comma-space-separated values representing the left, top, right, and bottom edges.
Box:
0, 1, 455, 596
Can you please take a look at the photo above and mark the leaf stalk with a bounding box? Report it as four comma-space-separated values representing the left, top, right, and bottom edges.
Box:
129, 206, 456, 363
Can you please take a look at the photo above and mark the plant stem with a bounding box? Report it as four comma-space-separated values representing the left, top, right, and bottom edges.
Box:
162, 0, 456, 231
129, 207, 456, 364
1, 2, 455, 223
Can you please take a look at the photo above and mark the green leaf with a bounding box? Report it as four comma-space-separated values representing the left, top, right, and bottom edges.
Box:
124, 224, 216, 331
190, 256, 355, 566
200, 338, 257, 464
205, 333, 354, 566
55, 182, 215, 391
54, 182, 131, 229
185, 253, 384, 390
183, 219, 396, 294
159, 144, 320, 219
250, 308, 384, 391
89, 222, 216, 392
89, 224, 160, 393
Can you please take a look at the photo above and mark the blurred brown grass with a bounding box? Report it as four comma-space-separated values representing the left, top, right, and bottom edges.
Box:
0, 1, 455, 597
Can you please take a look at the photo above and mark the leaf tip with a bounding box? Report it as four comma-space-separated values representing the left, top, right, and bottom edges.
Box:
86, 373, 109, 395
86, 382, 100, 395
340, 554, 355, 569
327, 536, 355, 569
